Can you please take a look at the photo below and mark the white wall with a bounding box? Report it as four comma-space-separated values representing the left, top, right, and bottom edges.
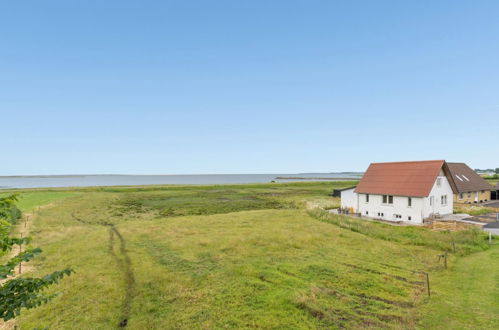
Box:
357, 194, 425, 224
340, 188, 358, 212
423, 174, 453, 218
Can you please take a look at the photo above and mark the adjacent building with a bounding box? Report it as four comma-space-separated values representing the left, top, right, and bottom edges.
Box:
446, 162, 492, 203
492, 183, 499, 200
340, 160, 453, 224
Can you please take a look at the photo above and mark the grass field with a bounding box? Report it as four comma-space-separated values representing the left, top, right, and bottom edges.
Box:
2, 181, 497, 329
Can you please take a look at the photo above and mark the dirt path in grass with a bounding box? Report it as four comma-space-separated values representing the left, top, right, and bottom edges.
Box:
72, 213, 135, 328
0, 204, 54, 330
1, 203, 55, 282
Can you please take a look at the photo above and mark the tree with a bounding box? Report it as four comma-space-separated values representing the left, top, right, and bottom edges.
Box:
495, 168, 499, 174
0, 195, 72, 321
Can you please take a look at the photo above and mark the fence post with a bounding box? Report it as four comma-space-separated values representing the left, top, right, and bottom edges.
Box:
425, 272, 430, 297
18, 233, 23, 274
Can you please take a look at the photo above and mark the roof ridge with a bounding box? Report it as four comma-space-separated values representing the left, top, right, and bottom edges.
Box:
370, 160, 444, 165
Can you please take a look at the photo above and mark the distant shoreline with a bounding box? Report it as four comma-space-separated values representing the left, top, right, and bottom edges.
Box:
0, 173, 361, 189
274, 177, 359, 180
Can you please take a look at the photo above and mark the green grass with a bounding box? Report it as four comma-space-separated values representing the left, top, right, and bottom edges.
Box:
454, 205, 496, 216
0, 190, 78, 213
2, 181, 496, 329
309, 209, 489, 256
418, 245, 499, 329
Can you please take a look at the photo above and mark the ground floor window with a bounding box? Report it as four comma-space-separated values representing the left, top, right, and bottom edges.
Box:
408, 216, 412, 221
459, 193, 463, 200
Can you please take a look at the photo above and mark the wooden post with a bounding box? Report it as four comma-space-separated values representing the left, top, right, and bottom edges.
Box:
425, 272, 430, 297
444, 253, 447, 269
18, 233, 23, 274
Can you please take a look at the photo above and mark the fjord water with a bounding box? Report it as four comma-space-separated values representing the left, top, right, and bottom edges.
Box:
0, 173, 360, 189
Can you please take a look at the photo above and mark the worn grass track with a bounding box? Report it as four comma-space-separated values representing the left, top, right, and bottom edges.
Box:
72, 212, 136, 328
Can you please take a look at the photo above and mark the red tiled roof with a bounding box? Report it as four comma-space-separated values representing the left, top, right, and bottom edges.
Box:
354, 160, 445, 197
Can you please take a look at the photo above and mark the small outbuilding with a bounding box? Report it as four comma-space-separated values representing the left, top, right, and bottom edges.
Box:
331, 186, 357, 197
491, 183, 499, 200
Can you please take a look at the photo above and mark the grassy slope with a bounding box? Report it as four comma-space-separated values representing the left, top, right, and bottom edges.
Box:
418, 245, 499, 329
3, 182, 496, 329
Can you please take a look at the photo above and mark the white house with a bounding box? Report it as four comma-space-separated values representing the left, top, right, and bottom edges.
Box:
341, 160, 454, 224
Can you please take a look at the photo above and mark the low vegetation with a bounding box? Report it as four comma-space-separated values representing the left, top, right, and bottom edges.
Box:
482, 173, 499, 180
454, 205, 495, 216
0, 182, 496, 329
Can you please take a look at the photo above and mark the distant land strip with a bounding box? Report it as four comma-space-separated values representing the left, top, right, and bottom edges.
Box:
274, 177, 359, 180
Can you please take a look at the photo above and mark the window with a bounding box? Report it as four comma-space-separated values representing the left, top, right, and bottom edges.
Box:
383, 195, 393, 204
455, 175, 464, 182
441, 195, 448, 205
365, 194, 369, 203
437, 178, 442, 187
366, 211, 369, 215
395, 214, 402, 219
467, 192, 471, 198
408, 216, 412, 221
430, 196, 433, 206
459, 193, 463, 200
462, 175, 470, 182
408, 197, 412, 207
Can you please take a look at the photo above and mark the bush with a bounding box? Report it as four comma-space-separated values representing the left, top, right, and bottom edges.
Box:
0, 195, 22, 225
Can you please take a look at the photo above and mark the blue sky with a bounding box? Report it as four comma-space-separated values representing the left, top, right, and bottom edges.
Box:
1, 1, 498, 175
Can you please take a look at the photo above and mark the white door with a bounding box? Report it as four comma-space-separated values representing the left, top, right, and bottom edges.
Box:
475, 192, 479, 202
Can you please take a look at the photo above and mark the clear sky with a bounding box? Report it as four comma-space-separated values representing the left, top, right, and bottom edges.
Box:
1, 1, 498, 175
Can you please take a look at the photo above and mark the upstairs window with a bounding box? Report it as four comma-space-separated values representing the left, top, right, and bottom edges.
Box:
441, 195, 448, 205
408, 197, 412, 207
365, 194, 369, 203
382, 195, 393, 204
437, 178, 442, 187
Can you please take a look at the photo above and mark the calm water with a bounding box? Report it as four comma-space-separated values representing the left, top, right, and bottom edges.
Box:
0, 173, 361, 189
